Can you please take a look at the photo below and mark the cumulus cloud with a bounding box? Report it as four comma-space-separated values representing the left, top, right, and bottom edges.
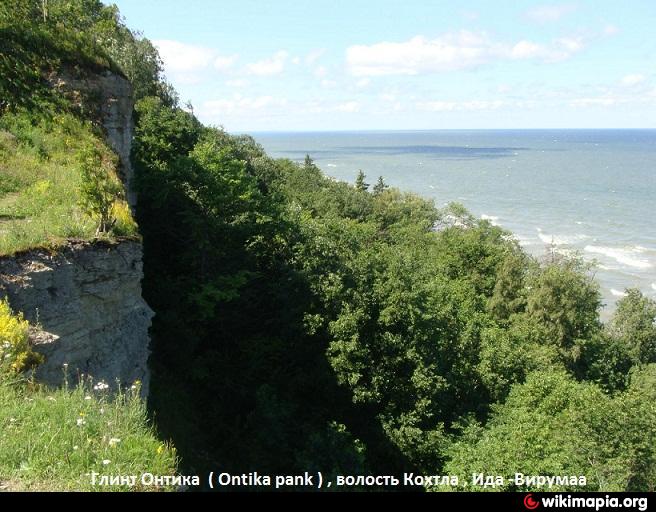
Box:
525, 4, 576, 23
346, 31, 585, 76
621, 74, 646, 87
246, 51, 289, 76
203, 95, 287, 115
154, 40, 215, 72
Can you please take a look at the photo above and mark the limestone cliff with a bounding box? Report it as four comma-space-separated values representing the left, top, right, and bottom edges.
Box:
0, 241, 153, 394
1, 69, 152, 393
49, 67, 137, 209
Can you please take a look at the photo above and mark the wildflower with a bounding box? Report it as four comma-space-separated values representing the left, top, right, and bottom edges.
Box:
46, 397, 56, 402
76, 418, 86, 427
99, 407, 105, 415
73, 445, 79, 451
102, 459, 111, 465
93, 381, 109, 391
157, 444, 165, 455
108, 438, 121, 447
84, 395, 92, 400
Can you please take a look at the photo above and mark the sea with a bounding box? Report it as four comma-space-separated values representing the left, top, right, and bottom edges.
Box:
252, 130, 656, 318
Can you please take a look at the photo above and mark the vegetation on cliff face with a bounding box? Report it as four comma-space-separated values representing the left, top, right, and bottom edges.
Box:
0, 1, 170, 491
1, 0, 655, 492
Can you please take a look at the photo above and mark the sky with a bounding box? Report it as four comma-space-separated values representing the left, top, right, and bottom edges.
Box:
107, 0, 656, 132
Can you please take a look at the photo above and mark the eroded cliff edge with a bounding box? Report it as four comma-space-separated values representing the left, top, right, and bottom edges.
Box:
1, 69, 152, 393
0, 241, 153, 393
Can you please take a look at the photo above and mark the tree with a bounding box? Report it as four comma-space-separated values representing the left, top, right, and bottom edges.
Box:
524, 258, 601, 360
79, 142, 124, 234
355, 170, 369, 192
608, 289, 656, 364
372, 176, 388, 195
443, 369, 656, 491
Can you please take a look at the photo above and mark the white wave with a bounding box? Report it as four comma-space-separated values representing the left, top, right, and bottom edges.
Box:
481, 214, 499, 226
611, 288, 628, 298
584, 245, 653, 269
536, 228, 588, 246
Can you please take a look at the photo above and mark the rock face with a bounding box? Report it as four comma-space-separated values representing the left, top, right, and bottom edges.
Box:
0, 241, 153, 394
49, 69, 137, 209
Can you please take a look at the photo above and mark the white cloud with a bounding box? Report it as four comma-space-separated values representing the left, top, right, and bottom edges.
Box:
525, 4, 576, 23
621, 74, 645, 87
380, 93, 396, 102
336, 101, 360, 113
154, 40, 214, 72
203, 95, 287, 115
416, 100, 505, 111
214, 54, 238, 71
225, 79, 250, 88
603, 24, 620, 36
346, 31, 585, 76
510, 40, 543, 59
246, 51, 289, 76
510, 36, 584, 62
355, 78, 371, 89
321, 79, 338, 88
291, 56, 301, 65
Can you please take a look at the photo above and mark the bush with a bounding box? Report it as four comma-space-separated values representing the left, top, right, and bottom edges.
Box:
0, 298, 42, 373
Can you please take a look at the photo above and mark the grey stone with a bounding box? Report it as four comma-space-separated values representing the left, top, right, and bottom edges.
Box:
0, 241, 153, 395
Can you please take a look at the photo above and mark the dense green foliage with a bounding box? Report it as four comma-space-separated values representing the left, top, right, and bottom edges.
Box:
2, 0, 655, 492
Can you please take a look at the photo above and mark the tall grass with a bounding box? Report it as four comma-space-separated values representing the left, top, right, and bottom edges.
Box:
0, 375, 178, 491
0, 111, 137, 256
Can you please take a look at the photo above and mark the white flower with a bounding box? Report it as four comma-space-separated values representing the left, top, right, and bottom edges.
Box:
73, 445, 79, 450
102, 459, 111, 465
76, 418, 86, 427
84, 395, 92, 400
108, 438, 121, 447
93, 381, 109, 391
99, 407, 105, 415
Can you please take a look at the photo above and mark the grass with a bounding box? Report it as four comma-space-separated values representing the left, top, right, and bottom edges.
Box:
0, 375, 178, 491
0, 111, 137, 256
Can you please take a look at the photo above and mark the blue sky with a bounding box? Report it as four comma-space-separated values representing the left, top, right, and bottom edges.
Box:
108, 0, 656, 132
